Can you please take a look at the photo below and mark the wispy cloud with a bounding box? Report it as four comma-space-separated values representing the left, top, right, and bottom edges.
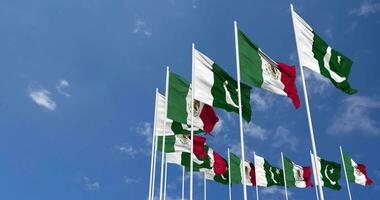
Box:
114, 143, 138, 158
56, 79, 71, 97
213, 118, 224, 134
136, 122, 153, 143
271, 126, 299, 152
350, 1, 380, 16
244, 122, 269, 140
29, 88, 56, 111
261, 187, 293, 197
191, 0, 198, 9
132, 19, 152, 37
124, 177, 141, 184
328, 96, 380, 135
250, 91, 276, 111
324, 28, 333, 40
83, 176, 100, 191
302, 69, 330, 94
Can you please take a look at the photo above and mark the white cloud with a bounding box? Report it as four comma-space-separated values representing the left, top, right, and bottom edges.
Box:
244, 122, 269, 140
136, 122, 153, 143
250, 91, 275, 111
261, 187, 292, 197
328, 96, 380, 135
56, 79, 71, 97
324, 28, 333, 40
29, 88, 56, 111
191, 0, 197, 8
271, 126, 299, 152
213, 118, 224, 134
83, 176, 100, 191
302, 69, 330, 94
124, 177, 141, 184
115, 143, 138, 158
350, 1, 380, 16
133, 19, 152, 37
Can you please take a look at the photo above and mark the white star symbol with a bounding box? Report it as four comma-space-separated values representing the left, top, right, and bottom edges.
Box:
330, 168, 334, 174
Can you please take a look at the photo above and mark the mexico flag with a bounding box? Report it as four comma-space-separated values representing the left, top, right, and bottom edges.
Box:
237, 28, 300, 109
157, 134, 206, 153
291, 8, 357, 94
156, 92, 203, 135
254, 154, 284, 187
204, 147, 229, 185
342, 151, 373, 186
193, 48, 252, 122
283, 155, 312, 188
167, 72, 219, 133
229, 152, 256, 186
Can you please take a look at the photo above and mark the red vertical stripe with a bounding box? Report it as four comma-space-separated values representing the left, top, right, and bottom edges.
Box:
193, 136, 207, 158
212, 151, 227, 175
277, 62, 301, 109
302, 166, 313, 187
357, 164, 373, 185
199, 104, 219, 133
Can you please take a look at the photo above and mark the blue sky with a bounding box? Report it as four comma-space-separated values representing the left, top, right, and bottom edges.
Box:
0, 0, 379, 199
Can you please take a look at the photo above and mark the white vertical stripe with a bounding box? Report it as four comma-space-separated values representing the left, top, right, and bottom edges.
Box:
193, 48, 215, 106
254, 154, 268, 187
292, 9, 321, 74
350, 159, 367, 186
259, 50, 287, 95
155, 93, 175, 136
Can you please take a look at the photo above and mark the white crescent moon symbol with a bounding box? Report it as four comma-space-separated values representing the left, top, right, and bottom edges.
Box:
223, 81, 239, 108
324, 165, 336, 185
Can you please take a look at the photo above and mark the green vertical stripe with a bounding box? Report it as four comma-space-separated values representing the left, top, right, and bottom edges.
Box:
283, 156, 296, 187
167, 72, 190, 124
229, 152, 242, 184
170, 121, 203, 135
157, 135, 175, 153
342, 152, 356, 182
312, 32, 357, 94
237, 29, 264, 88
210, 63, 252, 122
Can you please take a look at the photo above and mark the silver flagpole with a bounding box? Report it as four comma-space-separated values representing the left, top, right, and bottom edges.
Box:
182, 166, 185, 200
163, 155, 168, 200
290, 4, 325, 200
228, 148, 232, 200
190, 43, 195, 200
281, 152, 289, 200
148, 89, 159, 200
204, 173, 207, 200
159, 67, 170, 200
340, 146, 353, 200
310, 151, 320, 200
233, 20, 248, 200
253, 152, 259, 200
151, 116, 159, 200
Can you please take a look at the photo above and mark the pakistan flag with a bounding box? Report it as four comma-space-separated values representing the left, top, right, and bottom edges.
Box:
292, 9, 357, 94
193, 48, 252, 122
312, 154, 342, 190
254, 154, 284, 187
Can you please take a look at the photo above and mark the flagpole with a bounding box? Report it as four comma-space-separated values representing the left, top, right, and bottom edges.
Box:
228, 148, 232, 200
163, 155, 168, 200
290, 4, 324, 200
159, 67, 170, 200
281, 152, 289, 200
152, 119, 159, 200
340, 146, 353, 200
148, 89, 159, 200
182, 166, 185, 200
253, 152, 259, 200
310, 150, 320, 200
234, 20, 248, 200
190, 43, 196, 200
204, 173, 207, 200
